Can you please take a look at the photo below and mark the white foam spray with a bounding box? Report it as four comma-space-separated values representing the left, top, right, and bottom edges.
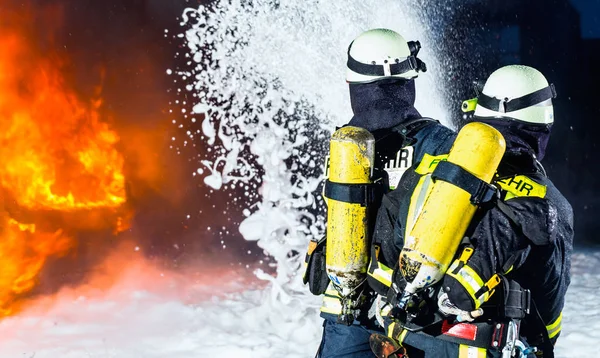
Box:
168, 0, 448, 354
169, 0, 447, 279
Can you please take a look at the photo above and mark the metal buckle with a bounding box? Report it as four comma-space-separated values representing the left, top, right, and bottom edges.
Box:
501, 321, 519, 358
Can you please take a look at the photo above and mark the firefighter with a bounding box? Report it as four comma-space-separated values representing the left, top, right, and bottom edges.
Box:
303, 28, 442, 358
368, 65, 573, 358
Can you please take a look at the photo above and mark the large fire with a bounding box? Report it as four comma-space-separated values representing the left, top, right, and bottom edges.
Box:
0, 7, 127, 315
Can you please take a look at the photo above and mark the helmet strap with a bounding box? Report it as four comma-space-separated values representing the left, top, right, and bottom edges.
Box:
346, 42, 427, 77
477, 84, 557, 113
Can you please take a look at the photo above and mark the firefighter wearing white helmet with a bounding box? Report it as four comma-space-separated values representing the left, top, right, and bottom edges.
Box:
459, 64, 558, 161
306, 28, 454, 358
474, 65, 556, 125
362, 64, 572, 358
346, 28, 427, 83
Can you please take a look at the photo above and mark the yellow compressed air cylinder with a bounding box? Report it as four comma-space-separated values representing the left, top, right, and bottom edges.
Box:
399, 122, 506, 297
325, 126, 375, 297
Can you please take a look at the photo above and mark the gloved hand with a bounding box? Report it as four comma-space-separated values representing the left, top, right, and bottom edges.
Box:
437, 291, 484, 322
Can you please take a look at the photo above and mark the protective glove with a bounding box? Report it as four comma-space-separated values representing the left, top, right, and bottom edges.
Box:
437, 291, 484, 322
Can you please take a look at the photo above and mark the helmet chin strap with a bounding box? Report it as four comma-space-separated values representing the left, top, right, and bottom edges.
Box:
477, 84, 557, 114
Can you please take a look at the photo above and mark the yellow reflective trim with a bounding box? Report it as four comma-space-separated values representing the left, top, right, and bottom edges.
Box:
546, 312, 563, 339
414, 154, 449, 175
320, 307, 341, 314
380, 304, 392, 317
398, 329, 408, 344
461, 265, 484, 287
324, 283, 340, 298
547, 325, 561, 339
368, 245, 393, 287
459, 345, 468, 358
546, 312, 562, 330
446, 263, 487, 309
387, 322, 396, 339
368, 266, 393, 287
387, 322, 408, 344
459, 345, 486, 358
504, 265, 514, 275
379, 262, 394, 277
325, 289, 340, 298
446, 267, 479, 304
497, 175, 547, 199
320, 296, 342, 314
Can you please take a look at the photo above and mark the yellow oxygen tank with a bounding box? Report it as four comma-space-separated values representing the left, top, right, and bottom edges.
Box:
398, 122, 506, 307
325, 126, 374, 299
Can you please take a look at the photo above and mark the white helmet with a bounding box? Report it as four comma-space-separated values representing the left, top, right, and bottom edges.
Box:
346, 28, 427, 84
474, 65, 556, 125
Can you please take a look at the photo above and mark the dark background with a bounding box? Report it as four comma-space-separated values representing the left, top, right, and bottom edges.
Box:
7, 0, 599, 253
426, 0, 600, 246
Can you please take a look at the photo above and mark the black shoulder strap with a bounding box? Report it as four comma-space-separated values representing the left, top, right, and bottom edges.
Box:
431, 160, 498, 205
324, 180, 378, 206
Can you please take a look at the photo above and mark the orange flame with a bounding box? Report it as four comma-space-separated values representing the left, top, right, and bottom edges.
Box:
0, 35, 125, 210
0, 8, 127, 315
0, 217, 73, 316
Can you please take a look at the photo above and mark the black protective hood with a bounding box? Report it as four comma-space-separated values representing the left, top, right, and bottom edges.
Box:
346, 79, 421, 132
472, 117, 552, 162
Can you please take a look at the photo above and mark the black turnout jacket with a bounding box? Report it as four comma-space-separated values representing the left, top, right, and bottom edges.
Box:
371, 120, 573, 353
